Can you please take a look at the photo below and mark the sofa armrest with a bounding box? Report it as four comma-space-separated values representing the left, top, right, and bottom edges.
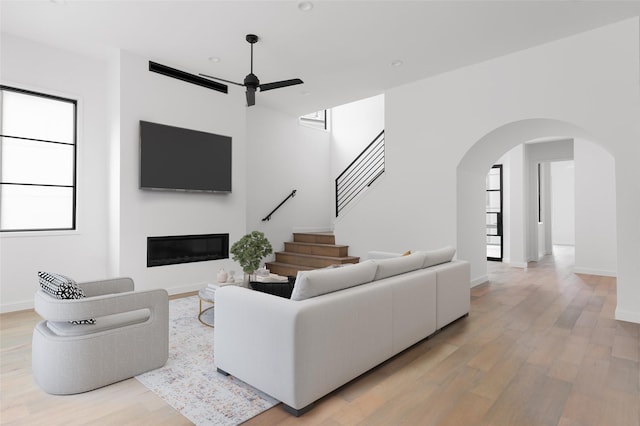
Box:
34, 289, 168, 323
214, 286, 299, 400
215, 283, 394, 411
431, 260, 470, 329
77, 277, 134, 297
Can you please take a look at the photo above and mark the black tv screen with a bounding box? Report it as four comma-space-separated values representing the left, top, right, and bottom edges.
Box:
140, 121, 232, 192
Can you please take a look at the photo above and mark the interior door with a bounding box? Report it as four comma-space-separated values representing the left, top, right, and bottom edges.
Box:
486, 165, 503, 261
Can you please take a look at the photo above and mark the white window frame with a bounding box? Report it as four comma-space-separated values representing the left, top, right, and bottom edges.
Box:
299, 109, 329, 131
0, 85, 78, 233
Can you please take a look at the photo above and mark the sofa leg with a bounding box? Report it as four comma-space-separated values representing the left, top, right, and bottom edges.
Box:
282, 402, 315, 417
217, 368, 230, 376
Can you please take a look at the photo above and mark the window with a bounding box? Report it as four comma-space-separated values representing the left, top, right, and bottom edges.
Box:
299, 109, 328, 130
0, 86, 77, 232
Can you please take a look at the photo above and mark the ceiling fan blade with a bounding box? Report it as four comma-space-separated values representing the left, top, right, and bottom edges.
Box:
259, 78, 304, 92
246, 87, 256, 106
199, 73, 245, 87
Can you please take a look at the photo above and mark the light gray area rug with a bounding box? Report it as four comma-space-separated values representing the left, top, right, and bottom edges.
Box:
136, 296, 278, 425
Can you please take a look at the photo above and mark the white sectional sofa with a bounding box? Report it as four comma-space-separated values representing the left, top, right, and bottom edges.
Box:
214, 248, 470, 416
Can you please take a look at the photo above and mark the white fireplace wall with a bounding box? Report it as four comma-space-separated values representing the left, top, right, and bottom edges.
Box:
114, 50, 248, 293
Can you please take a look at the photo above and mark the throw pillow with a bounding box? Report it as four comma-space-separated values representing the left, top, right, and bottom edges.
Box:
420, 246, 456, 268
402, 250, 412, 256
38, 271, 96, 325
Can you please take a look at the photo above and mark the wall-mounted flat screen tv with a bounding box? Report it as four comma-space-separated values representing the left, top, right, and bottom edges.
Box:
140, 120, 232, 193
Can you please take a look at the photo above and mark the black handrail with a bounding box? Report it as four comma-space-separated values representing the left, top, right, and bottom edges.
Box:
335, 130, 385, 217
262, 189, 297, 221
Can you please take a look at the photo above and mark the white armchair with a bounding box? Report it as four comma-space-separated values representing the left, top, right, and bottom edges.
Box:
32, 277, 169, 395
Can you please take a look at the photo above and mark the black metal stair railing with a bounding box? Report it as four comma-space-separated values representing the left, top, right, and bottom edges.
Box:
335, 130, 385, 217
262, 189, 297, 221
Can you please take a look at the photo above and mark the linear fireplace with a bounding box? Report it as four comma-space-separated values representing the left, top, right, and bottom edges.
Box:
147, 233, 229, 267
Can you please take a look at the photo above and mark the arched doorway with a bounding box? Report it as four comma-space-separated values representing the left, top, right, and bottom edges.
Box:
456, 118, 615, 285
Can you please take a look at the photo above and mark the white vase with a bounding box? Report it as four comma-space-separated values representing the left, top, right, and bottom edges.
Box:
217, 268, 228, 283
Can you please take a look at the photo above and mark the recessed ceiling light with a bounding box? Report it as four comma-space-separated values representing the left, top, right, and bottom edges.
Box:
298, 1, 314, 12
391, 60, 404, 67
208, 56, 221, 63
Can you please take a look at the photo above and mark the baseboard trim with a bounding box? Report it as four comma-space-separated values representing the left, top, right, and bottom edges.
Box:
167, 282, 211, 296
471, 275, 488, 287
615, 308, 640, 325
573, 267, 617, 277
0, 299, 33, 314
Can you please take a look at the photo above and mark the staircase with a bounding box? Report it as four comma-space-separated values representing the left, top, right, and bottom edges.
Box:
266, 232, 359, 277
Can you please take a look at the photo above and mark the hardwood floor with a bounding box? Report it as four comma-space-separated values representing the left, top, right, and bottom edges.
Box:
2, 247, 638, 425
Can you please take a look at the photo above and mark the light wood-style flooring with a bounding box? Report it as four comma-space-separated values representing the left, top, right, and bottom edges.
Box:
2, 247, 639, 425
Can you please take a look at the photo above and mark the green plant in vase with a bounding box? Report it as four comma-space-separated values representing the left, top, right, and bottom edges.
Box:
230, 231, 273, 283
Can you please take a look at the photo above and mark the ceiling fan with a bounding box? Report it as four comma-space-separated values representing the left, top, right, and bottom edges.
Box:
200, 34, 304, 107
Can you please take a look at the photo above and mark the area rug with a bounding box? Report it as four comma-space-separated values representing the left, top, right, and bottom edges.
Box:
136, 296, 278, 425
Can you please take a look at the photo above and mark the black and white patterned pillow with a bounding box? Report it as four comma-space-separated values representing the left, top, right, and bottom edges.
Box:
38, 271, 96, 325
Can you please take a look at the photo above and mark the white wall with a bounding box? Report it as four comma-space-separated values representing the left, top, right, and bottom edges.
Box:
338, 19, 639, 323
454, 19, 638, 322
541, 162, 553, 256
330, 94, 386, 223
330, 94, 385, 178
574, 139, 617, 276
1, 20, 637, 325
242, 94, 383, 255
114, 50, 248, 293
502, 146, 527, 268
525, 140, 573, 261
245, 106, 332, 256
0, 34, 110, 312
551, 161, 575, 245
497, 140, 614, 271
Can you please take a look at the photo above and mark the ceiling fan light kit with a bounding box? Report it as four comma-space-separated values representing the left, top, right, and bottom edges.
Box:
200, 34, 304, 107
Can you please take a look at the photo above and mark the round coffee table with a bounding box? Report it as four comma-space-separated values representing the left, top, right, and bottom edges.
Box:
198, 287, 217, 327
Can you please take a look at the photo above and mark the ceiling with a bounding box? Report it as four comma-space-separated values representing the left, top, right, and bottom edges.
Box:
2, 1, 639, 116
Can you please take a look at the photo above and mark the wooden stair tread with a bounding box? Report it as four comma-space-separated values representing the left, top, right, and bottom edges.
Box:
286, 242, 349, 249
284, 241, 349, 257
275, 251, 358, 262
268, 232, 357, 277
293, 232, 336, 244
267, 261, 315, 269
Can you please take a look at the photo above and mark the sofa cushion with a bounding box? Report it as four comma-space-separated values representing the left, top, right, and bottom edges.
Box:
373, 252, 427, 280
290, 260, 378, 301
38, 271, 96, 325
420, 246, 456, 268
46, 309, 150, 337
